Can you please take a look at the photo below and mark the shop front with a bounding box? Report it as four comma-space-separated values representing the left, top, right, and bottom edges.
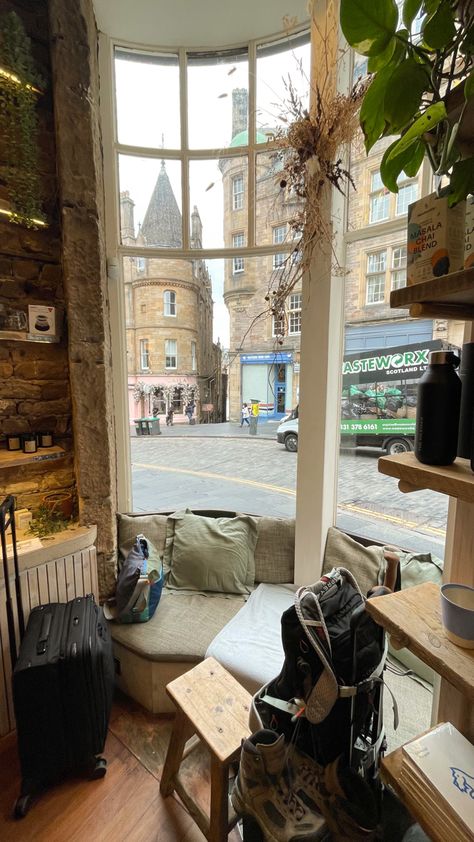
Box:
240, 352, 294, 418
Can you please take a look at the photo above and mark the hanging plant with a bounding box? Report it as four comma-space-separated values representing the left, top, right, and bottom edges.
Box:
0, 11, 45, 227
133, 381, 200, 404
340, 0, 474, 206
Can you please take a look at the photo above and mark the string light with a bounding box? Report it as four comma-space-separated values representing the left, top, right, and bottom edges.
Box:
0, 65, 41, 93
0, 207, 47, 227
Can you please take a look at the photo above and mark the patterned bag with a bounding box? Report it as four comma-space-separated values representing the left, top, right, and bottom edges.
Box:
105, 534, 163, 623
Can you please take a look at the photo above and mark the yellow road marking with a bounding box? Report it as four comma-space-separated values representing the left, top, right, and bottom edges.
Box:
133, 462, 296, 496
134, 462, 446, 536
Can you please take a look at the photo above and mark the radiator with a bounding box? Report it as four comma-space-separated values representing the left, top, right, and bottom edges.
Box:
0, 543, 98, 737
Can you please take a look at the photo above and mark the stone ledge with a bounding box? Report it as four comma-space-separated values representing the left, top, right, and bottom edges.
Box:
2, 523, 97, 576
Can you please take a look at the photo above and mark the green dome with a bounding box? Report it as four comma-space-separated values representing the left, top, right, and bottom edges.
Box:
230, 129, 267, 147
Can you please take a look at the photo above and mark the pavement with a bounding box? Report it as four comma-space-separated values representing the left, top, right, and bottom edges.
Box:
130, 421, 448, 559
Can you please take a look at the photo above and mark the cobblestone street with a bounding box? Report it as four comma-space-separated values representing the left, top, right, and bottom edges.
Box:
131, 423, 447, 558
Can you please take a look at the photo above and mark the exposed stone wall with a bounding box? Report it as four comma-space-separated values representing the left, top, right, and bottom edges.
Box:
0, 1, 75, 513
48, 0, 117, 598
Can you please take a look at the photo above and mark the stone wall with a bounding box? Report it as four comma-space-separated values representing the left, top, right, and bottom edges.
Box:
0, 1, 75, 513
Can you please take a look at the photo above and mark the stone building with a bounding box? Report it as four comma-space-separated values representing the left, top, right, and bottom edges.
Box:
222, 90, 304, 422
120, 162, 223, 423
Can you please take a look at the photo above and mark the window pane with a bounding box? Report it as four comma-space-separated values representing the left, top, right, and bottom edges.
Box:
391, 269, 406, 290
367, 251, 386, 273
366, 274, 385, 304
164, 290, 176, 316
369, 192, 389, 223
114, 48, 180, 149
119, 155, 182, 248
187, 50, 248, 149
273, 253, 286, 269
392, 245, 407, 269
165, 339, 177, 368
190, 156, 245, 249
396, 180, 418, 216
256, 33, 310, 142
232, 175, 244, 210
370, 171, 383, 191
256, 151, 300, 246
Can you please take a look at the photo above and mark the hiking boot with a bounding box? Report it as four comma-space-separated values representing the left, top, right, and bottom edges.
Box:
289, 749, 379, 842
231, 729, 326, 842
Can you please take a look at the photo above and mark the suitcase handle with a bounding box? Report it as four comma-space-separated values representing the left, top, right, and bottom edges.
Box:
36, 611, 52, 655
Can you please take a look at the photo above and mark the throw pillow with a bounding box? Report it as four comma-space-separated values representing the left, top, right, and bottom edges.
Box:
322, 527, 386, 596
165, 509, 257, 594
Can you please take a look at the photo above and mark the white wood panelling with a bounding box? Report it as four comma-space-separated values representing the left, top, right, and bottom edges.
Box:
0, 546, 98, 737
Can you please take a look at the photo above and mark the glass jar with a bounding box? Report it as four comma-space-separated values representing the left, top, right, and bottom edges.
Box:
7, 435, 21, 451
39, 431, 53, 448
22, 434, 38, 454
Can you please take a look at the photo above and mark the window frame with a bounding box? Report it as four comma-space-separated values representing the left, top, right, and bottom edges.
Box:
139, 338, 150, 370
164, 289, 177, 316
165, 338, 177, 369
232, 231, 245, 273
365, 249, 387, 305
368, 170, 390, 225
232, 174, 244, 210
288, 292, 302, 335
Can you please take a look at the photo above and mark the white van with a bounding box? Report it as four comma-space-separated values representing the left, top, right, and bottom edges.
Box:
276, 417, 298, 452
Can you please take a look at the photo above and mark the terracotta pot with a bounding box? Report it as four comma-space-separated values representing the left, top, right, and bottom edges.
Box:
42, 491, 73, 520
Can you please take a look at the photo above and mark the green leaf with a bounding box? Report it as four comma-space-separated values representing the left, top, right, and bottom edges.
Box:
403, 0, 422, 30
340, 0, 398, 57
465, 69, 474, 102
448, 158, 474, 207
423, 1, 456, 50
380, 139, 424, 192
360, 64, 395, 152
368, 36, 396, 72
424, 0, 441, 14
385, 101, 447, 161
384, 58, 428, 132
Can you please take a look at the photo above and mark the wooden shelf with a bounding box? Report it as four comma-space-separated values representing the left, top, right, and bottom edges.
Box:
366, 581, 474, 701
0, 329, 60, 343
390, 267, 474, 319
378, 451, 474, 501
0, 446, 66, 469
381, 733, 470, 842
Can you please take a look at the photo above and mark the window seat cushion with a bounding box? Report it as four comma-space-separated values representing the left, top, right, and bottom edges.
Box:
205, 582, 298, 693
110, 588, 246, 662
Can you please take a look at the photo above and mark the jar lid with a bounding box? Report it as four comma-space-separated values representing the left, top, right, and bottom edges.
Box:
429, 350, 460, 367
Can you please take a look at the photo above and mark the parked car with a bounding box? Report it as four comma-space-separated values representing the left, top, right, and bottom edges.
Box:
277, 417, 299, 452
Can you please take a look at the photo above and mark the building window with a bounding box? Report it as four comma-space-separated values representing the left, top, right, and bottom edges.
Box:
288, 293, 302, 334
391, 245, 407, 290
232, 175, 244, 210
136, 257, 146, 272
191, 340, 197, 371
140, 338, 150, 370
172, 387, 183, 413
272, 311, 285, 337
396, 179, 418, 216
164, 290, 176, 316
369, 171, 389, 224
366, 251, 386, 304
125, 285, 133, 326
273, 224, 287, 269
165, 339, 177, 369
232, 232, 245, 273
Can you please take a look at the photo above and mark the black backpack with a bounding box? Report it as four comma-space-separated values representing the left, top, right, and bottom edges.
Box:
251, 568, 386, 768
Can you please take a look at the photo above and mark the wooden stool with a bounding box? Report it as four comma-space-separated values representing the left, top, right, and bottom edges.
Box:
160, 657, 251, 842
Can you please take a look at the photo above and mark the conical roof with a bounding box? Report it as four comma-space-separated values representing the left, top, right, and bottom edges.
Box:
141, 160, 182, 247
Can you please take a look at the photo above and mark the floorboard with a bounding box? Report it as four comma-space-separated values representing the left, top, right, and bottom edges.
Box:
0, 691, 242, 842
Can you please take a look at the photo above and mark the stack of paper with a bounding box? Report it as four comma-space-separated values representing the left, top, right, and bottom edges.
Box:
401, 722, 474, 841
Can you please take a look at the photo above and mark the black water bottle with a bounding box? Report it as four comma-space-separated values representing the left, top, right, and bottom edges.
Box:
458, 342, 474, 458
415, 350, 461, 466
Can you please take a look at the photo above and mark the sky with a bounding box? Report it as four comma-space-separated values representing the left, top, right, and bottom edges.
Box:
114, 39, 310, 346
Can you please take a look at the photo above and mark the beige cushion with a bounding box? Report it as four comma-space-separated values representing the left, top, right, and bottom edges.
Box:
110, 589, 246, 661
254, 516, 295, 583
322, 527, 385, 596
165, 510, 257, 594
117, 513, 168, 562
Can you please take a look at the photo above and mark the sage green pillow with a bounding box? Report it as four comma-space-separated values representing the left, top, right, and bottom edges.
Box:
165, 510, 257, 594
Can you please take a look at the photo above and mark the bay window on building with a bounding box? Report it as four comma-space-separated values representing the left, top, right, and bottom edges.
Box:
232, 232, 245, 273
232, 174, 244, 210
165, 339, 177, 369
139, 338, 150, 370
164, 289, 176, 316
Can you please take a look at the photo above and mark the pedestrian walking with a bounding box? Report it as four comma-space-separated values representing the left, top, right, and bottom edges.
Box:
185, 401, 195, 424
240, 403, 250, 427
166, 407, 174, 426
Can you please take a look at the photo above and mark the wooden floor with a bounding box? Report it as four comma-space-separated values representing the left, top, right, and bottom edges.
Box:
0, 691, 242, 842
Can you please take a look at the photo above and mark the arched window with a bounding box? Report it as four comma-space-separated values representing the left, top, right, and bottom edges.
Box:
164, 290, 176, 316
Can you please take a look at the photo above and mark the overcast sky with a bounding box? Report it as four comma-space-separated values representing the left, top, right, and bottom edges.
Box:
115, 39, 310, 345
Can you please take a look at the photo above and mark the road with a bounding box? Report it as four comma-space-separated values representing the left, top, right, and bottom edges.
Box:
130, 424, 447, 558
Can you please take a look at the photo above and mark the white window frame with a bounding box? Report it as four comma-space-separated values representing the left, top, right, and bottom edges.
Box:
164, 289, 176, 316
165, 339, 177, 369
232, 174, 244, 210
288, 293, 302, 334
140, 338, 150, 370
232, 232, 245, 273
369, 170, 389, 224
365, 250, 386, 305
391, 245, 407, 290
272, 224, 287, 269
396, 178, 418, 216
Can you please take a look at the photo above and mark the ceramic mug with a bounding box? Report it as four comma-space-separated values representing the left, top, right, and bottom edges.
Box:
440, 583, 474, 648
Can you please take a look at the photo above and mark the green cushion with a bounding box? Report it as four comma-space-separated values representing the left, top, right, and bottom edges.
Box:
164, 509, 257, 594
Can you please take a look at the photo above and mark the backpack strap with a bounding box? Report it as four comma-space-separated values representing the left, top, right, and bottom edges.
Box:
294, 585, 339, 723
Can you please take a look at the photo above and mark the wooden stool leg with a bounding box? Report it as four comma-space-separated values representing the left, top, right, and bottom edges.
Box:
209, 756, 230, 842
160, 710, 193, 797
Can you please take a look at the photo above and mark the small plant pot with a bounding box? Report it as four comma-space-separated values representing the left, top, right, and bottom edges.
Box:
42, 491, 74, 520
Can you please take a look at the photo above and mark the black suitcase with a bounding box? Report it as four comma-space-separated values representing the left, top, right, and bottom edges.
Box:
0, 496, 115, 818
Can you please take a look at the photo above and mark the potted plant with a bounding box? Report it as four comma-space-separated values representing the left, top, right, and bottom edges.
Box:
340, 0, 474, 205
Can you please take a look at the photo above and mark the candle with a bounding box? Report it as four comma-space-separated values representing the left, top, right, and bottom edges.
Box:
40, 432, 53, 448
22, 434, 37, 454
7, 435, 21, 451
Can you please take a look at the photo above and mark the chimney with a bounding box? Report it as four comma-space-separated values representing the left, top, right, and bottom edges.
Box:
232, 88, 248, 139
120, 191, 135, 243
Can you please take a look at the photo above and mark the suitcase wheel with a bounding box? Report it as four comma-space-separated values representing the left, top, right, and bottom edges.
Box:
14, 794, 32, 819
90, 757, 107, 780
